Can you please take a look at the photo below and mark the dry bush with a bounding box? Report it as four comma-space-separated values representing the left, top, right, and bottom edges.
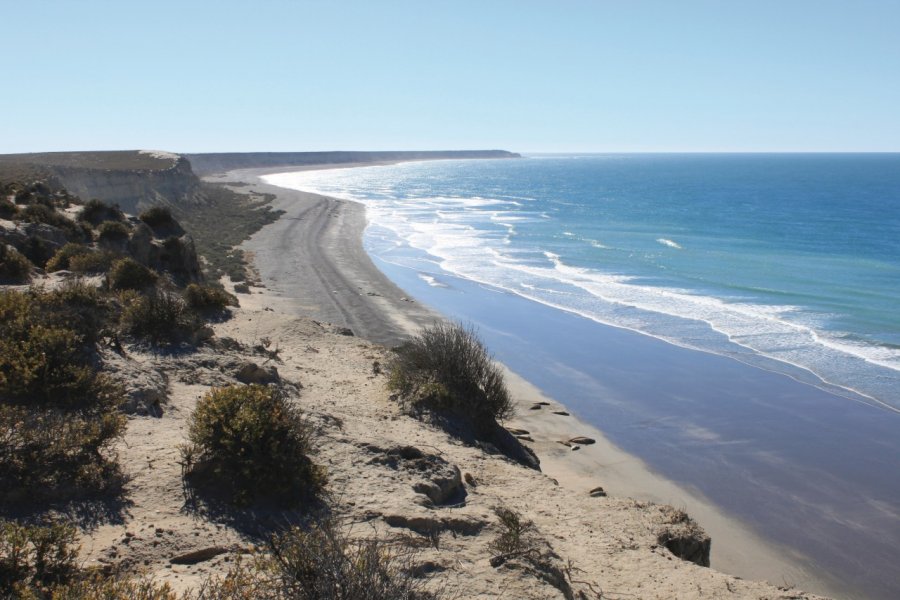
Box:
388, 322, 513, 432
45, 243, 90, 272
77, 200, 124, 227
68, 250, 116, 275
107, 257, 157, 291
96, 220, 131, 244
487, 506, 537, 557
181, 385, 323, 507
0, 289, 125, 503
0, 198, 19, 219
0, 520, 80, 596
197, 516, 442, 600
119, 288, 203, 346
183, 283, 236, 313
0, 244, 32, 283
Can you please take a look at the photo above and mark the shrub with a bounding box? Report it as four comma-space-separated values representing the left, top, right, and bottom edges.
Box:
262, 516, 441, 600
46, 242, 91, 272
0, 244, 32, 283
139, 206, 178, 231
181, 384, 323, 506
69, 250, 117, 274
0, 520, 80, 596
119, 288, 202, 345
96, 220, 131, 244
107, 257, 157, 291
183, 283, 236, 313
487, 506, 537, 557
0, 198, 19, 218
388, 322, 513, 431
0, 520, 179, 599
0, 289, 125, 503
44, 279, 113, 345
17, 204, 85, 241
21, 235, 57, 269
78, 200, 124, 227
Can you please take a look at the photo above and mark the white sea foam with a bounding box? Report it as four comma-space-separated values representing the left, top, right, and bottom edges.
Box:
657, 238, 682, 249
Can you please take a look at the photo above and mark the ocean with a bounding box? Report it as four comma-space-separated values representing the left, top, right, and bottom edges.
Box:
264, 154, 900, 599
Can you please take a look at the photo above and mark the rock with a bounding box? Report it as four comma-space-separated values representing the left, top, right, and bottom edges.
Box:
170, 546, 229, 565
589, 486, 607, 497
103, 352, 169, 416
529, 403, 543, 410
383, 514, 486, 536
655, 507, 711, 567
332, 326, 354, 336
366, 444, 464, 505
568, 436, 595, 445
552, 410, 570, 416
235, 361, 279, 385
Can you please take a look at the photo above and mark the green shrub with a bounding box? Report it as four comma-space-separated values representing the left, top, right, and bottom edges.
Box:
107, 257, 157, 291
96, 220, 131, 244
0, 520, 179, 599
0, 520, 80, 596
138, 206, 181, 234
119, 289, 202, 345
388, 322, 513, 432
43, 279, 113, 345
78, 200, 124, 227
0, 198, 18, 219
68, 250, 116, 274
181, 384, 323, 506
17, 204, 85, 241
45, 243, 91, 272
0, 244, 32, 283
0, 289, 125, 503
21, 235, 57, 269
183, 283, 236, 313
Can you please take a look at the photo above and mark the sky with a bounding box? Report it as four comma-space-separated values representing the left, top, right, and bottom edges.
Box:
2, 0, 899, 153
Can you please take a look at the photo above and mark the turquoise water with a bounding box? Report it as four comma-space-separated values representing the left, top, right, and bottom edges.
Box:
267, 154, 900, 412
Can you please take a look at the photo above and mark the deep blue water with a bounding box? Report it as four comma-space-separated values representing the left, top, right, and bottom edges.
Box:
268, 154, 900, 412
265, 154, 900, 599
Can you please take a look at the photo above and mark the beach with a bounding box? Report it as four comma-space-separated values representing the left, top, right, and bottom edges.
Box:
203, 166, 854, 598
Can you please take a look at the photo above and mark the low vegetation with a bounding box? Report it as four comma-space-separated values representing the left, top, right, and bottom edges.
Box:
78, 199, 125, 227
107, 257, 158, 291
183, 283, 236, 313
45, 243, 91, 272
388, 322, 514, 432
181, 384, 323, 506
0, 288, 125, 504
174, 183, 282, 283
0, 244, 32, 283
119, 288, 205, 346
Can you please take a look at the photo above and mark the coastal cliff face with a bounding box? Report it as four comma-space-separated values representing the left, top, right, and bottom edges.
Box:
0, 151, 204, 215
186, 150, 522, 176
49, 155, 202, 215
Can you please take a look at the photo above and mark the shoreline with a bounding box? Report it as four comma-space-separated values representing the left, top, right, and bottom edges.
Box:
214, 165, 847, 598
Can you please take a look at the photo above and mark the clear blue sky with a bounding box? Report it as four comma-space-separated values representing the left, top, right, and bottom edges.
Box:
3, 0, 899, 153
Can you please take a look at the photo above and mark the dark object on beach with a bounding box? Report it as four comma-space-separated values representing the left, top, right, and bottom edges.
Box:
553, 410, 570, 416
170, 546, 229, 565
235, 361, 279, 385
568, 436, 595, 445
589, 486, 607, 498
529, 403, 543, 410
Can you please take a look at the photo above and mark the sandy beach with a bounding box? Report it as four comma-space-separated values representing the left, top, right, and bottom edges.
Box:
200, 166, 848, 598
